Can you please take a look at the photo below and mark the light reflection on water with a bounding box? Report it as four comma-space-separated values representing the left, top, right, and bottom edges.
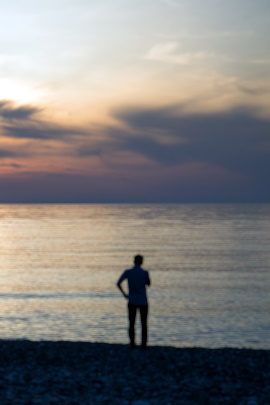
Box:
0, 204, 269, 348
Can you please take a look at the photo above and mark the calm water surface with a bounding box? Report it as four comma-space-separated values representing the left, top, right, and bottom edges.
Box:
0, 204, 269, 348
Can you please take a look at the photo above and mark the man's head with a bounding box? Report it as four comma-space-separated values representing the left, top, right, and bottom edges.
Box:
134, 255, 143, 266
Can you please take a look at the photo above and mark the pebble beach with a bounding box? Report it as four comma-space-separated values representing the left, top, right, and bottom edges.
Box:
0, 340, 269, 405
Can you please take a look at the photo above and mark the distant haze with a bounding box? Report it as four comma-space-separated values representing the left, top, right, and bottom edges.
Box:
0, 0, 269, 203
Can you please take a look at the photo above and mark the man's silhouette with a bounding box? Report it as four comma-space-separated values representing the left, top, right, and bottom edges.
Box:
117, 255, 151, 348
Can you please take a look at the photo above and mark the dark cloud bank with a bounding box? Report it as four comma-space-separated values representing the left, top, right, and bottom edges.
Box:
113, 106, 270, 176
106, 105, 270, 203
0, 100, 82, 141
0, 101, 270, 203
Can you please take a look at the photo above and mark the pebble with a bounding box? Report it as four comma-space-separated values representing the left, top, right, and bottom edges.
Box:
0, 340, 269, 404
246, 397, 258, 405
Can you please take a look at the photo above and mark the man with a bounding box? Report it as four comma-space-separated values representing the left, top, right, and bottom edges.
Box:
117, 255, 151, 349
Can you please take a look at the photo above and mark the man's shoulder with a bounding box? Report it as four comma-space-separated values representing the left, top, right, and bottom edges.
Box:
124, 266, 149, 277
131, 266, 148, 272
118, 269, 129, 280
125, 268, 133, 273
139, 267, 149, 274
122, 268, 133, 277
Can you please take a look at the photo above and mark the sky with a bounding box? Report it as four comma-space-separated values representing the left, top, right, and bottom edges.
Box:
0, 0, 270, 203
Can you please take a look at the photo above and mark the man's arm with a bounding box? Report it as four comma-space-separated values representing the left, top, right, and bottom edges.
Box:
116, 273, 129, 300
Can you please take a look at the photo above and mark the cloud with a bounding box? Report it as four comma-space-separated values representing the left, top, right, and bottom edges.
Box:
112, 105, 270, 183
144, 42, 208, 65
0, 162, 23, 168
77, 144, 101, 157
3, 123, 83, 140
0, 100, 84, 141
0, 100, 40, 120
0, 171, 153, 203
144, 42, 230, 66
0, 149, 17, 158
1, 100, 270, 203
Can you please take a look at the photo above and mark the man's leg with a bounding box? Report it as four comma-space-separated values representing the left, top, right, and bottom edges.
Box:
128, 303, 137, 347
139, 305, 148, 348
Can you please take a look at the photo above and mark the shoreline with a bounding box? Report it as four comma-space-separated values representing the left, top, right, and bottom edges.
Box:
0, 340, 269, 404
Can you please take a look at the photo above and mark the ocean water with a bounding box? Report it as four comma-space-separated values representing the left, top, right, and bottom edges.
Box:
0, 203, 269, 348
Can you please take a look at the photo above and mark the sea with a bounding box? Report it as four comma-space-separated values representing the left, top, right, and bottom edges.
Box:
0, 204, 269, 349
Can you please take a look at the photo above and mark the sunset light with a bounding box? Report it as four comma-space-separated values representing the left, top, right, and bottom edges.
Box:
0, 79, 44, 104
0, 0, 269, 203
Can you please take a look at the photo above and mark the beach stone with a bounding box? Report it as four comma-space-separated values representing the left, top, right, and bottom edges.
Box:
246, 397, 258, 405
0, 341, 269, 404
